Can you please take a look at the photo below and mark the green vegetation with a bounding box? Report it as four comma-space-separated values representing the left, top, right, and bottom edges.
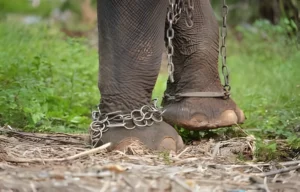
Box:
0, 23, 99, 133
0, 14, 299, 160
0, 1, 61, 18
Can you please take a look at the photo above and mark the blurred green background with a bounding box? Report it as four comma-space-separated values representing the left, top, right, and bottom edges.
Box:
0, 0, 299, 160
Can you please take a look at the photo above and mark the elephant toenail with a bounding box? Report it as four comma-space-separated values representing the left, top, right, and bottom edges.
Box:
220, 110, 238, 124
236, 107, 246, 123
158, 137, 176, 152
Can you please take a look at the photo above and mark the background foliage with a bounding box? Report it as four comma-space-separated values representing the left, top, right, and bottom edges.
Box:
0, 0, 299, 160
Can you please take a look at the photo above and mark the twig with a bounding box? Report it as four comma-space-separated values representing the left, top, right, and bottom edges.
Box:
259, 165, 300, 177
235, 123, 249, 136
0, 128, 83, 145
30, 182, 37, 192
174, 147, 190, 159
99, 181, 110, 192
170, 176, 192, 192
71, 172, 112, 178
280, 160, 300, 167
5, 143, 111, 163
48, 132, 86, 139
264, 177, 271, 192
217, 161, 300, 169
212, 142, 221, 158
173, 157, 198, 165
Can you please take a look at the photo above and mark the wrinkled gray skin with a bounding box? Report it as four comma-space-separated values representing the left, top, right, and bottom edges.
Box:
96, 0, 244, 150
97, 0, 167, 113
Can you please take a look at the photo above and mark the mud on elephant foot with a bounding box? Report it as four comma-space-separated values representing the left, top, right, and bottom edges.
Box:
90, 121, 184, 152
162, 97, 245, 130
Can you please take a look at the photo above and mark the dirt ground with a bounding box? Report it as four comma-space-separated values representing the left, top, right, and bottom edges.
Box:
0, 127, 299, 192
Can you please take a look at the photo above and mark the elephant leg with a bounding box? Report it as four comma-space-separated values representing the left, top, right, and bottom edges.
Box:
162, 0, 245, 130
94, 0, 184, 151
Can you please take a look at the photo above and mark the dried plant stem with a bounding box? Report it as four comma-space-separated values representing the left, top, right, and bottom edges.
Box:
5, 143, 111, 163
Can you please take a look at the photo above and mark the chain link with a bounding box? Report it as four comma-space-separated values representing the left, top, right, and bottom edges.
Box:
89, 99, 164, 148
167, 0, 194, 83
168, 0, 230, 97
184, 0, 194, 27
167, 0, 176, 83
174, 0, 184, 23
220, 0, 230, 96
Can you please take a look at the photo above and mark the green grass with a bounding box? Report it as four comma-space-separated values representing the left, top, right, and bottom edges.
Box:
0, 19, 299, 160
0, 0, 62, 18
0, 22, 99, 133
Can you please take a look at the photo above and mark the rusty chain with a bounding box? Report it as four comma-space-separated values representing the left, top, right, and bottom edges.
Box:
220, 0, 230, 96
89, 99, 164, 148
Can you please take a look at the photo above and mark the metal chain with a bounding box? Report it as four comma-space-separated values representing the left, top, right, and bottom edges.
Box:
167, 0, 194, 83
174, 0, 184, 23
167, 0, 176, 83
220, 0, 231, 96
167, 0, 230, 98
89, 99, 164, 148
184, 0, 194, 27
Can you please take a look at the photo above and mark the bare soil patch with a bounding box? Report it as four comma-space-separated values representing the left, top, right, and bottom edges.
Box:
0, 126, 299, 192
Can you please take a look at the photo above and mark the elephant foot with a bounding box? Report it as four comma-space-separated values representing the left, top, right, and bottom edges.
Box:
90, 121, 184, 152
162, 97, 245, 130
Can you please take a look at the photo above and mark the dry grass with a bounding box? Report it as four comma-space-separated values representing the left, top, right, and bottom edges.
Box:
0, 126, 299, 192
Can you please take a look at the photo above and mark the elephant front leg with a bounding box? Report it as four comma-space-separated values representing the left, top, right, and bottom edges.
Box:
93, 0, 183, 151
162, 0, 245, 130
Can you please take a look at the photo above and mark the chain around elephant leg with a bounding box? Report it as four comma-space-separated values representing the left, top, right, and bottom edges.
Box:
89, 99, 165, 148
166, 0, 231, 100
167, 0, 195, 83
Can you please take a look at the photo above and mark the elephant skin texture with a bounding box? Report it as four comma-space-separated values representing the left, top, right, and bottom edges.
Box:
95, 0, 244, 151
